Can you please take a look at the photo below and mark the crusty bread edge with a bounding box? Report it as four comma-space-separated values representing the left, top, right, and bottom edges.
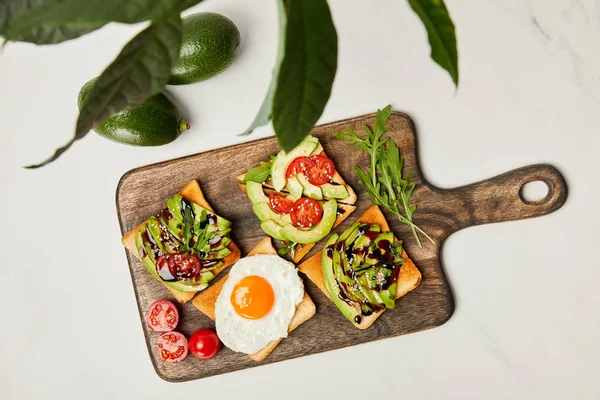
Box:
191, 237, 316, 362
121, 180, 241, 304
298, 205, 422, 329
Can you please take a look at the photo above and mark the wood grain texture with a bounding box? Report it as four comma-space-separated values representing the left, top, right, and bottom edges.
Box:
116, 112, 568, 382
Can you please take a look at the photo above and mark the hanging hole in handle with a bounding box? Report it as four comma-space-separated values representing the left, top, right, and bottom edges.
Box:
519, 180, 551, 205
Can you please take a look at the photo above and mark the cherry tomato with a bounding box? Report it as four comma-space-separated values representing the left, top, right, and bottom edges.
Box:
285, 156, 315, 179
306, 155, 335, 185
188, 329, 221, 359
268, 192, 294, 214
146, 300, 179, 332
157, 331, 188, 363
290, 198, 323, 228
156, 252, 201, 282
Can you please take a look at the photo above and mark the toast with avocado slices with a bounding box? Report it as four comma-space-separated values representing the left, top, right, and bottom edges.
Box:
298, 205, 421, 329
122, 180, 241, 304
192, 237, 316, 361
238, 136, 357, 262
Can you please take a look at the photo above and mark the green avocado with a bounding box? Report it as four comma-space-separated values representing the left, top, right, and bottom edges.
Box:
321, 183, 349, 199
169, 13, 241, 85
78, 78, 189, 146
280, 199, 337, 244
246, 181, 269, 204
271, 136, 318, 191
260, 220, 286, 241
286, 176, 303, 199
297, 173, 323, 200
252, 203, 291, 225
322, 234, 362, 324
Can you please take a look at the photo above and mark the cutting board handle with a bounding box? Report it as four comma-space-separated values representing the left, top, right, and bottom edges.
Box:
440, 163, 568, 234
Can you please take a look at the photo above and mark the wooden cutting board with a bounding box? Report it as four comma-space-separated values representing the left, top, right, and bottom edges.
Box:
116, 112, 567, 382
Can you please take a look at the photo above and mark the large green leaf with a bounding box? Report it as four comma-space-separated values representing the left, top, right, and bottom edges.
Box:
272, 0, 337, 152
239, 0, 288, 136
407, 0, 458, 86
25, 15, 182, 168
0, 0, 104, 44
1, 0, 201, 44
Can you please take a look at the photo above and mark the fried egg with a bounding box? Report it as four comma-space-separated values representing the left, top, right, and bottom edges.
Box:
215, 254, 304, 354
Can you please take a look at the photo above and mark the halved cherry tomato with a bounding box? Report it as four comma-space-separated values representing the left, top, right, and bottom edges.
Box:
188, 329, 221, 359
268, 192, 294, 214
156, 252, 201, 282
285, 156, 315, 179
306, 155, 335, 185
290, 198, 323, 228
157, 331, 188, 363
146, 300, 179, 332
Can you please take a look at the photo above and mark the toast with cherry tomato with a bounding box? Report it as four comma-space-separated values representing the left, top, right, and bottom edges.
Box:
192, 237, 316, 361
121, 180, 241, 304
238, 136, 357, 262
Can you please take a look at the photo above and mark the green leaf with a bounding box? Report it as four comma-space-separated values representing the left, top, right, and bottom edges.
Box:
25, 15, 182, 168
240, 0, 288, 136
407, 0, 459, 86
272, 0, 338, 152
179, 202, 196, 253
242, 160, 274, 184
1, 0, 201, 43
0, 0, 105, 44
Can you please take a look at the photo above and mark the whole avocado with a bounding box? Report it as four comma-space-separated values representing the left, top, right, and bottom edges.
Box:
78, 78, 189, 146
169, 13, 241, 85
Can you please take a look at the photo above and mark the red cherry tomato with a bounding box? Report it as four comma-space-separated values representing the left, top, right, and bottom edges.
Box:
285, 156, 315, 179
306, 155, 335, 185
156, 252, 201, 282
268, 192, 294, 214
146, 300, 179, 332
157, 331, 188, 363
188, 329, 221, 359
290, 198, 323, 228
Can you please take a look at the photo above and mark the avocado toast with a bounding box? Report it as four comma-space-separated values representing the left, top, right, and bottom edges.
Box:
238, 135, 357, 262
298, 205, 421, 329
122, 180, 241, 304
192, 237, 316, 361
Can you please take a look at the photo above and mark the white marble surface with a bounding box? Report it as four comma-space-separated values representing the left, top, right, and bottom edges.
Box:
0, 0, 597, 399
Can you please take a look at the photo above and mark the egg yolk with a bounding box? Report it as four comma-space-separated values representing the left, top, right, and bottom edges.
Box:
231, 275, 275, 320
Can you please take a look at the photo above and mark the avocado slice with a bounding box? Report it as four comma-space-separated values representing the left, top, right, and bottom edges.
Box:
147, 217, 178, 254
297, 173, 323, 200
322, 234, 363, 324
204, 247, 232, 260
246, 181, 268, 205
260, 220, 287, 241
280, 199, 337, 244
321, 183, 349, 199
338, 222, 360, 244
271, 136, 318, 191
286, 176, 303, 199
198, 233, 231, 253
252, 203, 291, 225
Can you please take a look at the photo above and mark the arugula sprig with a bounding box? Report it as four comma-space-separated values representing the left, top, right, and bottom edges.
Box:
277, 241, 299, 259
334, 105, 434, 247
242, 155, 276, 184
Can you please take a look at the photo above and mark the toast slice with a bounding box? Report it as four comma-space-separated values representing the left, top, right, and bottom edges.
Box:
192, 237, 316, 361
298, 205, 422, 329
121, 180, 241, 304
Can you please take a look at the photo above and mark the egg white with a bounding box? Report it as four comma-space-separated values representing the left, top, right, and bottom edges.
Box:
215, 254, 304, 354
